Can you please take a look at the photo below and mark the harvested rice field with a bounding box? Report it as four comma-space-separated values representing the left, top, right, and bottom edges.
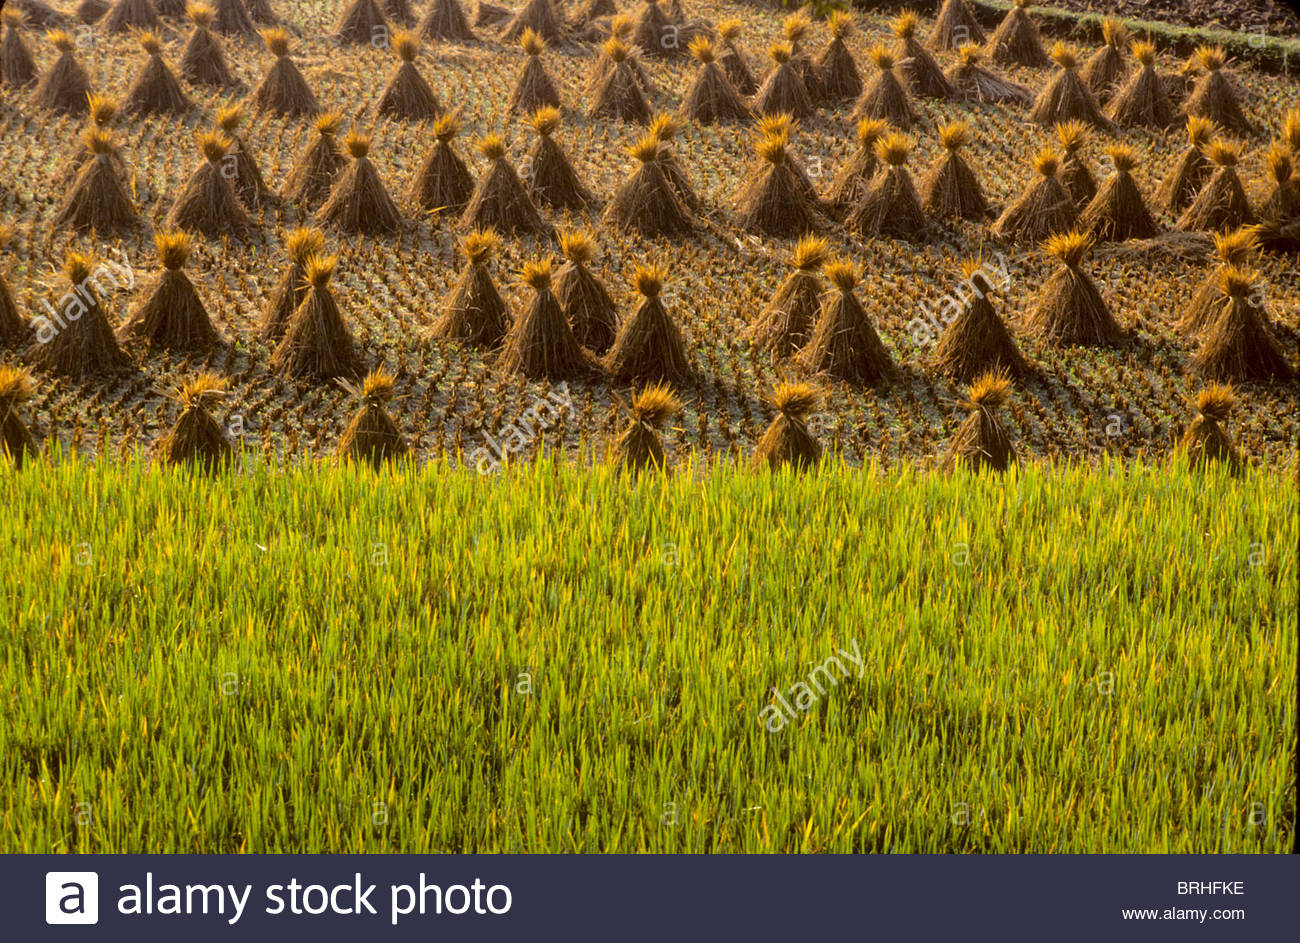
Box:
0, 0, 1296, 467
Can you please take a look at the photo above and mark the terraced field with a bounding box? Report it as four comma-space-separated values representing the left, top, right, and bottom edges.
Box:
0, 0, 1295, 468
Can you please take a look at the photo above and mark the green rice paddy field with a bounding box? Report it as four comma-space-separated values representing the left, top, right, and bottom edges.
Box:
0, 455, 1294, 852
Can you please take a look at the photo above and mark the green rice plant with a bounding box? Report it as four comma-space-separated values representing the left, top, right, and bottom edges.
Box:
0, 452, 1293, 853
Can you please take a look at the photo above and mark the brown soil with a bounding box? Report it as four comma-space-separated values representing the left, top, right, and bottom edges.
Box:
1024, 0, 1300, 36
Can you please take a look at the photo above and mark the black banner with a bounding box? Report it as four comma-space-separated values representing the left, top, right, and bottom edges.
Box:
14, 854, 1295, 940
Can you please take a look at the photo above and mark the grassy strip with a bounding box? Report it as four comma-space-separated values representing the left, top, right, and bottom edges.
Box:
850, 0, 1300, 76
976, 1, 1300, 76
0, 454, 1294, 852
